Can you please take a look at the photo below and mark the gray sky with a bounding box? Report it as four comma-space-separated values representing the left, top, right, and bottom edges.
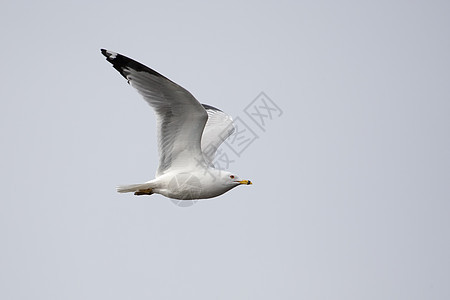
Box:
1, 0, 450, 299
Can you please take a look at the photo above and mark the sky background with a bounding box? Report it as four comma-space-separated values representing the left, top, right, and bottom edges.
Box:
1, 0, 450, 299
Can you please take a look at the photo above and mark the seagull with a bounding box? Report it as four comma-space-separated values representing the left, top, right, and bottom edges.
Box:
101, 49, 252, 200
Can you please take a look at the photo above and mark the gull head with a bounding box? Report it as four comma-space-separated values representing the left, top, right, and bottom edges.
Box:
219, 171, 252, 187
197, 170, 252, 199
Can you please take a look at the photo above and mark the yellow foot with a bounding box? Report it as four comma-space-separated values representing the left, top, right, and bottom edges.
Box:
134, 188, 153, 196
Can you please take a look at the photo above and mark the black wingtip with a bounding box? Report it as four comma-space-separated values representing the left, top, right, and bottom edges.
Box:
202, 104, 223, 112
100, 49, 119, 62
100, 49, 171, 82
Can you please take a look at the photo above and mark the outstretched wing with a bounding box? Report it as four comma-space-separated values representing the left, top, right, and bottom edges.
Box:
101, 49, 208, 176
200, 104, 235, 167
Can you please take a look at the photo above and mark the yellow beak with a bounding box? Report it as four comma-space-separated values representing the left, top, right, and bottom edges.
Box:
237, 180, 252, 185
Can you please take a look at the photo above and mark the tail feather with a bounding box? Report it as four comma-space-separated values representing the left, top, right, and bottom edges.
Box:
116, 182, 153, 193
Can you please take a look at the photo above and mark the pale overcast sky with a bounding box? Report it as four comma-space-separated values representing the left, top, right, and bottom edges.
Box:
1, 1, 449, 299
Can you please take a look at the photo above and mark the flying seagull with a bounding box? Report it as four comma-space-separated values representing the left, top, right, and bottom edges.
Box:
101, 49, 252, 200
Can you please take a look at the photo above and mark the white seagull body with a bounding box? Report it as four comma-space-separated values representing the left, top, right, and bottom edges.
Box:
101, 49, 252, 200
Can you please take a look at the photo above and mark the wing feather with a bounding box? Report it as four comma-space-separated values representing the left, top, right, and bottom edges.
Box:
101, 49, 208, 176
201, 104, 235, 167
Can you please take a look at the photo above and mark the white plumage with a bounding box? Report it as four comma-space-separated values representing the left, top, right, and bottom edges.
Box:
101, 49, 251, 200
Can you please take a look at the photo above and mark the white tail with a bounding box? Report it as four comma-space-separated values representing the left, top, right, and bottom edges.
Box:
116, 182, 153, 193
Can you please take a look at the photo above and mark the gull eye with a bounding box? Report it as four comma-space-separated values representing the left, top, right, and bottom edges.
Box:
230, 175, 235, 179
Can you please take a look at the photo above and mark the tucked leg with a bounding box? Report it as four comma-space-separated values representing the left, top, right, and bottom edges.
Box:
134, 188, 153, 196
